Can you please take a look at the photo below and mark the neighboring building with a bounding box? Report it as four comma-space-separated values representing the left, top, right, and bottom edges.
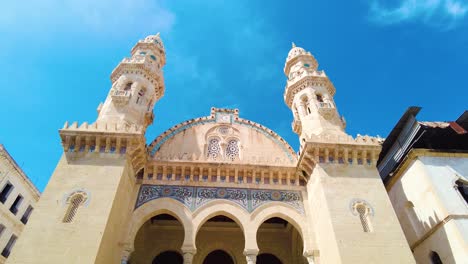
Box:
0, 145, 40, 263
7, 35, 415, 264
378, 107, 468, 264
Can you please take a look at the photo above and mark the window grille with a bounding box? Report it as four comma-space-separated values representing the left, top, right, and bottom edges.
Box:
63, 193, 85, 223
207, 138, 221, 160
226, 139, 239, 161
356, 204, 372, 232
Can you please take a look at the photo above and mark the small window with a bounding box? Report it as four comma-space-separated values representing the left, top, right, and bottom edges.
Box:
304, 63, 310, 67
150, 55, 157, 61
455, 180, 468, 204
430, 251, 443, 264
136, 88, 146, 104
139, 51, 147, 55
354, 203, 372, 232
63, 193, 86, 223
124, 82, 132, 91
20, 205, 33, 224
316, 94, 324, 103
1, 234, 17, 258
9, 195, 23, 215
0, 183, 13, 204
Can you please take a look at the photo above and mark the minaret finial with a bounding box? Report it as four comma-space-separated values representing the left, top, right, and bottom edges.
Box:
292, 42, 296, 48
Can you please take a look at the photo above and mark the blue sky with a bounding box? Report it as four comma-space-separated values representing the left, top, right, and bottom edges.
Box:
0, 0, 467, 191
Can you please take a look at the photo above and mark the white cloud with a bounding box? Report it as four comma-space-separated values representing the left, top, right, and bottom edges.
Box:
369, 0, 468, 28
0, 0, 175, 34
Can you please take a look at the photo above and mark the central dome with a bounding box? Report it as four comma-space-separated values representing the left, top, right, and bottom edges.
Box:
148, 108, 297, 166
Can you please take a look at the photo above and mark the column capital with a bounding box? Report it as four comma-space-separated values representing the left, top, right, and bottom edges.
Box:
303, 249, 319, 264
244, 249, 259, 264
181, 246, 197, 264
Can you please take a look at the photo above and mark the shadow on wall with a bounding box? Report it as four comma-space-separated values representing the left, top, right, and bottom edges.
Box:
393, 179, 455, 264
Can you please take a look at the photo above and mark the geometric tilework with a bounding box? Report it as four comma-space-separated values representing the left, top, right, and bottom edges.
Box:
135, 185, 304, 214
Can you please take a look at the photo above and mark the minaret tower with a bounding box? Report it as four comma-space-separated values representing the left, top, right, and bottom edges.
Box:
284, 44, 415, 264
7, 34, 167, 264
284, 43, 346, 146
97, 33, 166, 130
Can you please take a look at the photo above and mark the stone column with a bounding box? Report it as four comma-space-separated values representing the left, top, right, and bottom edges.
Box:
244, 249, 259, 264
182, 247, 196, 264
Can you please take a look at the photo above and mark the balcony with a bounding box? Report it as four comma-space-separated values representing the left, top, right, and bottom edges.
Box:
317, 102, 335, 119
111, 90, 131, 106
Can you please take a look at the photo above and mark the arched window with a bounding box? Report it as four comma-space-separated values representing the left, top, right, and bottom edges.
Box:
356, 204, 372, 232
124, 82, 132, 91
226, 139, 239, 161
136, 88, 146, 104
455, 180, 468, 204
316, 93, 324, 103
352, 201, 373, 233
301, 95, 310, 115
430, 251, 443, 264
63, 192, 87, 223
207, 138, 221, 160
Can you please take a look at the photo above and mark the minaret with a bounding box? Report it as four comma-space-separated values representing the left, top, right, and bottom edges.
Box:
7, 34, 167, 264
284, 44, 415, 263
97, 33, 166, 131
284, 43, 346, 146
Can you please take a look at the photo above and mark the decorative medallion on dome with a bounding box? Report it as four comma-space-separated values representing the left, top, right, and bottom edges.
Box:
218, 126, 230, 135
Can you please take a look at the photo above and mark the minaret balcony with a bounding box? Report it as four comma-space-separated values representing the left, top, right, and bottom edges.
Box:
292, 120, 302, 134
317, 102, 335, 119
111, 90, 132, 106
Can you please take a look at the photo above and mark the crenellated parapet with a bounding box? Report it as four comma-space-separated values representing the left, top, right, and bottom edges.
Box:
297, 134, 384, 179
59, 121, 147, 173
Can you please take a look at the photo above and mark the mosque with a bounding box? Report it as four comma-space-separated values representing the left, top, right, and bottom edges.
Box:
5, 34, 422, 264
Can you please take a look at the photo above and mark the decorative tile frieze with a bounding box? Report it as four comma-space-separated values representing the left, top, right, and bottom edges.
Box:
135, 184, 305, 214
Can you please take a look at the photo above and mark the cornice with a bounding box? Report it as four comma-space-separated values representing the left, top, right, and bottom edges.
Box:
59, 121, 148, 173
297, 135, 382, 179
0, 146, 41, 198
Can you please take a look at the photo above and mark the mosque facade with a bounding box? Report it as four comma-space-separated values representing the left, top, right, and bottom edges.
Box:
6, 34, 417, 264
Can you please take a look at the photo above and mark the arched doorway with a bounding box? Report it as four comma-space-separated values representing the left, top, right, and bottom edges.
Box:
195, 215, 244, 263
152, 251, 183, 264
131, 214, 184, 263
257, 217, 306, 263
203, 250, 234, 264
257, 253, 282, 264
